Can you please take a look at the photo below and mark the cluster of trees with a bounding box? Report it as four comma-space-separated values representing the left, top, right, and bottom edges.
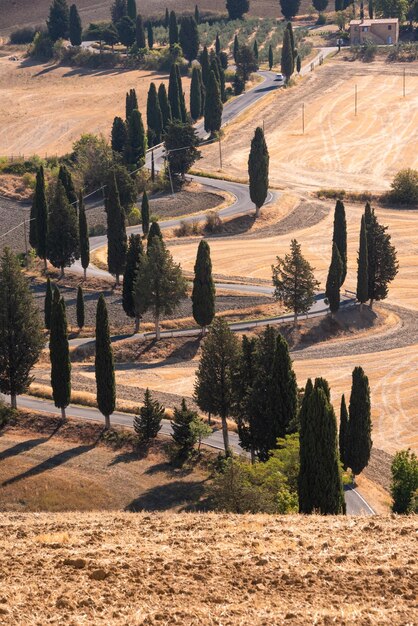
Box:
111, 88, 147, 168
47, 0, 82, 45
281, 22, 300, 82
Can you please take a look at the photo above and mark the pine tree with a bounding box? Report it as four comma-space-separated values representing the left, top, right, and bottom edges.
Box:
194, 4, 200, 23
346, 366, 372, 476
47, 0, 70, 41
31, 166, 48, 269
332, 199, 347, 285
175, 64, 187, 122
47, 181, 79, 277
168, 10, 178, 46
125, 108, 146, 168
192, 240, 215, 332
69, 3, 82, 45
280, 0, 301, 19
158, 83, 172, 131
190, 66, 202, 121
95, 294, 115, 430
168, 63, 181, 121
339, 394, 348, 470
45, 277, 53, 330
125, 88, 138, 121
357, 214, 369, 308
78, 190, 89, 280
141, 190, 150, 237
135, 13, 145, 47
194, 317, 240, 452
364, 203, 398, 308
76, 285, 85, 330
233, 35, 239, 62
204, 70, 223, 137
122, 233, 143, 331
179, 16, 199, 63
172, 398, 199, 458
325, 242, 343, 315
272, 239, 320, 325
147, 221, 163, 247
58, 164, 77, 207
248, 126, 269, 218
134, 388, 164, 441
268, 44, 273, 70
253, 39, 258, 60
0, 248, 43, 408
49, 288, 71, 420
281, 28, 294, 82
147, 21, 153, 48
127, 0, 137, 20
146, 82, 163, 146
106, 171, 127, 285
226, 0, 250, 19
111, 116, 127, 154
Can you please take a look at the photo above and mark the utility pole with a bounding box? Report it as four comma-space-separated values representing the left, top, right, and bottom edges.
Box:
355, 84, 358, 116
218, 135, 223, 170
23, 218, 28, 266
302, 103, 305, 134
165, 154, 175, 196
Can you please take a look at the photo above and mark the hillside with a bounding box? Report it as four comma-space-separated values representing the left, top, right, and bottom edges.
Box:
0, 512, 416, 624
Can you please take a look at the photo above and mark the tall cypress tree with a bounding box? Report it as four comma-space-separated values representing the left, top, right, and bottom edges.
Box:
190, 66, 202, 121
106, 171, 127, 285
147, 22, 153, 48
127, 0, 137, 20
296, 377, 314, 509
332, 199, 347, 285
364, 203, 398, 308
95, 294, 115, 430
47, 181, 79, 277
146, 82, 163, 146
339, 394, 348, 470
175, 64, 187, 123
45, 277, 53, 330
266, 333, 298, 443
215, 33, 221, 55
357, 214, 369, 309
325, 242, 343, 315
179, 16, 199, 63
125, 108, 146, 168
158, 83, 172, 131
164, 7, 169, 28
233, 35, 239, 62
346, 366, 372, 476
281, 28, 294, 82
268, 43, 273, 70
168, 64, 181, 121
76, 284, 85, 330
286, 20, 295, 55
253, 39, 258, 60
135, 13, 145, 48
199, 67, 205, 116
141, 190, 150, 237
125, 88, 138, 121
200, 46, 210, 86
78, 190, 89, 280
69, 3, 82, 46
123, 233, 143, 331
111, 116, 127, 154
50, 288, 71, 420
31, 166, 48, 270
195, 4, 200, 23
248, 126, 269, 218
192, 240, 215, 332
168, 10, 178, 46
234, 334, 257, 462
47, 0, 70, 41
58, 164, 77, 208
204, 70, 223, 137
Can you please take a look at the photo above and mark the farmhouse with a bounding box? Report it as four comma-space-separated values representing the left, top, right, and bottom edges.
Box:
349, 18, 399, 45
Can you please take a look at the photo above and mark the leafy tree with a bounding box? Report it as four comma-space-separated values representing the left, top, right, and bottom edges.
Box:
123, 233, 143, 331
135, 14, 145, 48
125, 109, 147, 168
69, 4, 82, 45
374, 0, 408, 19
192, 240, 215, 332
133, 237, 187, 339
134, 388, 164, 441
346, 366, 372, 476
95, 294, 115, 429
204, 70, 223, 137
389, 168, 418, 205
158, 83, 172, 131
226, 0, 250, 19
127, 0, 137, 20
147, 22, 154, 48
0, 248, 43, 409
76, 285, 85, 329
102, 24, 119, 50
146, 82, 163, 146
168, 10, 178, 46
235, 44, 258, 85
364, 203, 398, 307
339, 394, 348, 469
281, 28, 294, 82
194, 317, 240, 452
356, 214, 369, 308
190, 66, 202, 121
313, 0, 329, 11
268, 44, 273, 70
47, 181, 79, 277
168, 63, 181, 121
165, 120, 201, 184
45, 277, 53, 330
117, 15, 135, 49
47, 0, 69, 41
325, 242, 343, 315
126, 88, 138, 121
113, 163, 137, 214
106, 171, 127, 285
31, 166, 49, 270
58, 164, 77, 207
280, 0, 301, 20
272, 239, 319, 325
50, 288, 71, 420
179, 16, 199, 63
111, 0, 127, 23
190, 415, 212, 451
172, 398, 200, 458
248, 126, 269, 218
111, 116, 127, 154
332, 199, 347, 285
141, 190, 150, 237
390, 450, 418, 514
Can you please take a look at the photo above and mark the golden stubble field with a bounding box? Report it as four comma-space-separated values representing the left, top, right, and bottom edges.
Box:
0, 57, 190, 156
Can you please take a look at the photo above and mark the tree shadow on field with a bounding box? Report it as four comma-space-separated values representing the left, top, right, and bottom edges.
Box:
206, 213, 256, 238
125, 479, 209, 512
0, 422, 63, 462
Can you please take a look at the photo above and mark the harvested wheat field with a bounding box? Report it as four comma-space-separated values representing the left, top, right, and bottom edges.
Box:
0, 57, 190, 157
0, 512, 416, 624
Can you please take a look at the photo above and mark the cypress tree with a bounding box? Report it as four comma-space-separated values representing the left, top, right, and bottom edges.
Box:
158, 83, 172, 131
192, 240, 215, 332
164, 7, 170, 28
78, 190, 89, 280
332, 199, 347, 285
199, 67, 205, 116
127, 0, 137, 20
141, 190, 150, 237
45, 277, 53, 330
296, 54, 301, 73
133, 388, 164, 441
111, 116, 127, 154
339, 394, 348, 470
253, 39, 258, 60
95, 294, 115, 430
346, 366, 372, 476
200, 46, 210, 86
76, 285, 85, 330
0, 248, 43, 409
135, 14, 146, 48
266, 332, 298, 443
125, 108, 146, 168
111, 0, 127, 23
69, 3, 82, 46
190, 66, 202, 121
280, 0, 301, 19
325, 242, 343, 315
58, 165, 77, 208
47, 180, 79, 277
29, 172, 39, 251
147, 221, 162, 247
171, 398, 199, 458
168, 64, 181, 121
281, 28, 294, 82
364, 203, 398, 308
146, 82, 163, 146
31, 166, 48, 270
106, 171, 127, 285
357, 214, 369, 308
204, 70, 223, 137
248, 126, 269, 218
286, 20, 295, 55
233, 35, 239, 62
123, 233, 143, 331
210, 56, 220, 85
49, 288, 71, 420
125, 88, 138, 122
226, 0, 250, 19
215, 33, 221, 55
168, 10, 178, 46
268, 44, 273, 70
195, 4, 200, 23
175, 64, 187, 123
147, 22, 153, 48
47, 0, 70, 41
179, 16, 199, 63
315, 376, 331, 401
368, 0, 374, 18
234, 334, 257, 461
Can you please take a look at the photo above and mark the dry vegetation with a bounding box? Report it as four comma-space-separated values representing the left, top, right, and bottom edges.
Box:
0, 511, 416, 624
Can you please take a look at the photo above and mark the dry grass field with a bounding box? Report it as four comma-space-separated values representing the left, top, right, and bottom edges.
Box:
0, 511, 416, 624
0, 57, 190, 157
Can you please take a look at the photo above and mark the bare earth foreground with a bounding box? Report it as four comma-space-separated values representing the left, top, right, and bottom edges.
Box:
0, 512, 416, 625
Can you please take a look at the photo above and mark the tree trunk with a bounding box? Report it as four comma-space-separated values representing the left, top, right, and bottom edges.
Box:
43, 258, 47, 272
293, 311, 297, 327
115, 274, 120, 286
83, 267, 87, 280
221, 414, 230, 454
60, 266, 65, 278
250, 446, 255, 465
10, 394, 17, 409
61, 407, 66, 420
369, 298, 374, 310
155, 314, 161, 340
359, 302, 363, 313
255, 204, 260, 218
134, 315, 140, 334
104, 414, 110, 430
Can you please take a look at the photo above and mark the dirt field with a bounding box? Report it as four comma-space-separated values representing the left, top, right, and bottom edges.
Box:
0, 57, 190, 157
197, 59, 418, 193
0, 511, 416, 624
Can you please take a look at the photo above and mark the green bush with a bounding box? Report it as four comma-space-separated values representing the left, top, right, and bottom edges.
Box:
127, 207, 141, 226
29, 31, 54, 59
89, 224, 107, 236
391, 449, 418, 513
389, 168, 418, 205
316, 13, 327, 25
10, 26, 41, 44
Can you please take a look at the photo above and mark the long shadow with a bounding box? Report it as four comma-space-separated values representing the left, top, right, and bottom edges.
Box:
254, 84, 279, 93
0, 422, 63, 462
125, 479, 207, 512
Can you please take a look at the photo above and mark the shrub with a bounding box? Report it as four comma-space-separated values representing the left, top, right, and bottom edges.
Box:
391, 449, 418, 514
89, 224, 107, 236
389, 168, 418, 205
127, 207, 141, 225
316, 13, 327, 25
10, 27, 40, 44
174, 219, 201, 237
0, 401, 15, 430
204, 211, 222, 234
29, 31, 54, 59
